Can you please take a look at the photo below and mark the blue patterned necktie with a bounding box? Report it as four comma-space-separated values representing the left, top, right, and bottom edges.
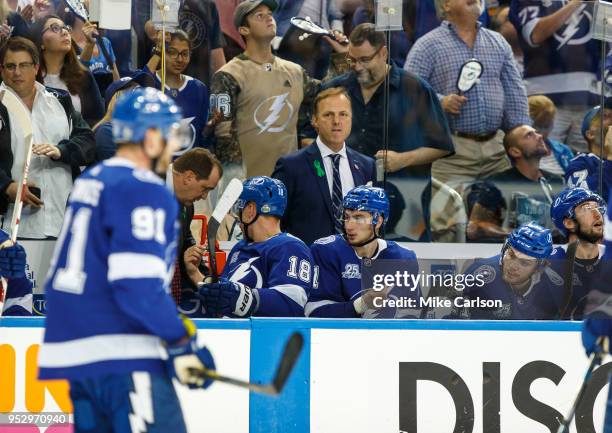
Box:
329, 154, 343, 233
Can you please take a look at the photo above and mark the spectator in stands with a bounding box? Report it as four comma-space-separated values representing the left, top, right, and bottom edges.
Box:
210, 0, 347, 181
0, 0, 30, 42
70, 16, 120, 95
566, 102, 612, 202
489, 125, 563, 229
509, 0, 600, 154
313, 23, 452, 240
92, 70, 156, 161
273, 87, 375, 245
141, 0, 226, 86
405, 0, 529, 188
167, 148, 222, 304
528, 95, 574, 176
273, 0, 344, 80
145, 30, 209, 152
31, 15, 104, 127
0, 37, 95, 239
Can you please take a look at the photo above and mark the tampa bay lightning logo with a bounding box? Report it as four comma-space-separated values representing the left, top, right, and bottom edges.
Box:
554, 3, 592, 49
229, 257, 263, 288
254, 93, 294, 134
474, 264, 496, 284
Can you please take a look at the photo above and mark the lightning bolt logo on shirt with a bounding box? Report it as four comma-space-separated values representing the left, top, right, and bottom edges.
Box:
254, 93, 294, 134
554, 4, 592, 48
229, 256, 263, 288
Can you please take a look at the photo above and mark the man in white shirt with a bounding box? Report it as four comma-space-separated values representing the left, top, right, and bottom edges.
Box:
0, 36, 95, 239
273, 86, 376, 245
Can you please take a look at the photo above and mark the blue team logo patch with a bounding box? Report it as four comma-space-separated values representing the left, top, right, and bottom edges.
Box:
544, 267, 564, 286
341, 264, 361, 279
474, 264, 496, 284
314, 235, 336, 245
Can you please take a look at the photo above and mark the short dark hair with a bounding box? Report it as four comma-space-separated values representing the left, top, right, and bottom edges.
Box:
170, 29, 192, 51
502, 126, 522, 156
349, 23, 386, 50
0, 37, 39, 66
313, 87, 351, 115
173, 148, 223, 180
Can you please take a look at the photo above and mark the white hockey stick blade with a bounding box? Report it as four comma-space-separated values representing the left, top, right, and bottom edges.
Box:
211, 178, 243, 224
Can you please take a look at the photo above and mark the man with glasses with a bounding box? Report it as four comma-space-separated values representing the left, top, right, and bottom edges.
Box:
305, 186, 419, 318
0, 36, 95, 240
210, 0, 347, 181
146, 30, 210, 152
308, 23, 454, 241
461, 222, 561, 320
549, 187, 607, 319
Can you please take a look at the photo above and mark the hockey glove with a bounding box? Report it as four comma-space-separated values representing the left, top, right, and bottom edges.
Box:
0, 230, 26, 279
166, 316, 216, 389
582, 318, 611, 356
197, 280, 258, 318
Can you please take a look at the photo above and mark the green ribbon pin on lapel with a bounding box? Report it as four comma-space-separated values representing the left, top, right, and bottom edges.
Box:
314, 160, 325, 177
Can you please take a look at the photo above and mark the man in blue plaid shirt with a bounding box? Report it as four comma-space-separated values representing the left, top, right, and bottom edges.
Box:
405, 0, 530, 189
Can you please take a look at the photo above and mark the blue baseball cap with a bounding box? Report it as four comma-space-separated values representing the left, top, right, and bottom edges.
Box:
104, 69, 157, 109
581, 98, 612, 139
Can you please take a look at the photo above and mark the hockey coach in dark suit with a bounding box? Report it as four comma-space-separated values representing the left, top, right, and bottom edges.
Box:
273, 87, 376, 245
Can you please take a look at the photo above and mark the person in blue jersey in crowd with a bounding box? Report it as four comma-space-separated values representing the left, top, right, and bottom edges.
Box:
37, 88, 216, 433
581, 187, 612, 433
549, 187, 606, 319
195, 176, 313, 317
0, 230, 32, 316
305, 185, 419, 318
461, 222, 562, 320
565, 103, 612, 202
146, 29, 209, 152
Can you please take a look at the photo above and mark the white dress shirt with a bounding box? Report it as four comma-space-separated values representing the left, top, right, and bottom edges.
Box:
316, 137, 355, 198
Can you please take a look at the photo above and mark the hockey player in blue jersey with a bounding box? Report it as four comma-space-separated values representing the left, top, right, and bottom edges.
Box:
550, 187, 606, 319
196, 176, 313, 317
37, 88, 216, 433
0, 230, 32, 316
305, 185, 418, 318
462, 222, 561, 320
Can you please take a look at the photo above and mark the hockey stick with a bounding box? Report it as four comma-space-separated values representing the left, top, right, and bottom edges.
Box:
556, 341, 605, 433
189, 332, 304, 395
206, 178, 243, 281
559, 241, 578, 319
0, 88, 34, 317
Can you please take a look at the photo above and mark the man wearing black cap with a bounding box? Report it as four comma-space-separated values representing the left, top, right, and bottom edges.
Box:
565, 102, 612, 202
210, 0, 347, 183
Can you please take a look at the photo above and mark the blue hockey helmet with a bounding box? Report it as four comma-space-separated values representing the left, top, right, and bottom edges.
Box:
506, 222, 553, 260
235, 176, 287, 217
550, 187, 606, 237
112, 87, 183, 144
342, 186, 390, 226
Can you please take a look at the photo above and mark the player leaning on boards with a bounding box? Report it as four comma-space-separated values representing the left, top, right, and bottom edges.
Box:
194, 176, 314, 317
38, 88, 216, 433
461, 222, 561, 320
305, 186, 419, 318
549, 187, 607, 319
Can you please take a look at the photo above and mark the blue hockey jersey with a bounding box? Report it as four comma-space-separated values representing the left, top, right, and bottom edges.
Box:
547, 246, 604, 319
463, 255, 563, 320
565, 153, 612, 202
222, 232, 313, 317
2, 276, 32, 316
509, 0, 601, 105
306, 235, 418, 318
38, 158, 186, 380
149, 69, 209, 151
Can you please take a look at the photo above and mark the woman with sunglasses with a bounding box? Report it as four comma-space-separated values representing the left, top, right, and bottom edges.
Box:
31, 15, 104, 127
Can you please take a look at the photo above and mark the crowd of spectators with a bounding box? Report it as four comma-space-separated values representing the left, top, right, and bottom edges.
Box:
0, 0, 610, 318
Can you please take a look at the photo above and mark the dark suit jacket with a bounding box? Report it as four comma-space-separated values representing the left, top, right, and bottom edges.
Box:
272, 143, 376, 245
178, 203, 198, 291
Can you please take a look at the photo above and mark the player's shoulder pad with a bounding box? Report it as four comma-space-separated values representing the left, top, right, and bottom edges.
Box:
312, 235, 339, 246
543, 266, 564, 286
471, 259, 499, 285
268, 233, 311, 256
385, 240, 417, 260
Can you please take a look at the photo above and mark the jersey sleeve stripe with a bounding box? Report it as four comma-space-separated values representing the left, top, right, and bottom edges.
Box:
269, 284, 308, 307
3, 294, 33, 314
38, 334, 165, 368
304, 299, 338, 317
108, 253, 168, 282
